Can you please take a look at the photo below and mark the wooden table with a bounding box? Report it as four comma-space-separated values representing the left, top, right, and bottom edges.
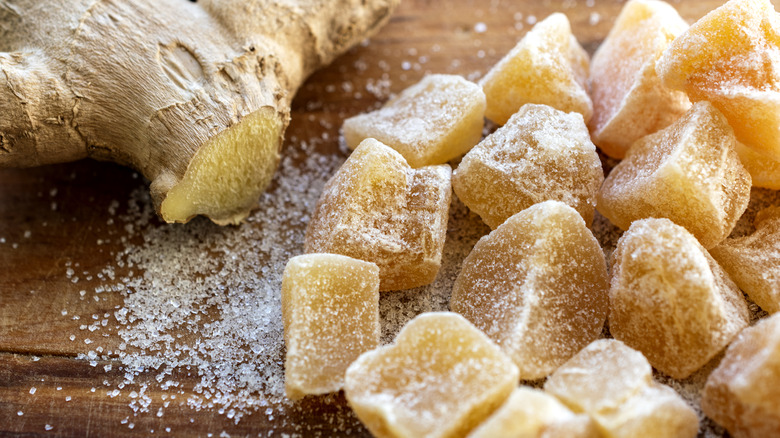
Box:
1, 1, 774, 436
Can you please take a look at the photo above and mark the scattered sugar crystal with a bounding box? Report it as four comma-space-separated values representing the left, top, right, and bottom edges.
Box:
45, 425, 53, 431
657, 0, 780, 161
451, 201, 608, 379
479, 13, 592, 125
17, 411, 23, 416
281, 254, 380, 400
305, 139, 451, 291
29, 387, 36, 395
609, 218, 750, 378
452, 104, 603, 229
589, 0, 690, 158
711, 207, 780, 314
702, 313, 780, 437
474, 22, 487, 33
344, 312, 518, 438
545, 339, 699, 438
342, 74, 486, 167
597, 101, 752, 249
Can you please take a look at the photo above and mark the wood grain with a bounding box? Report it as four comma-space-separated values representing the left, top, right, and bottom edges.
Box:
0, 0, 773, 436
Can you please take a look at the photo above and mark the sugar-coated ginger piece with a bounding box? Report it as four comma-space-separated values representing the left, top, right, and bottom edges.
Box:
609, 218, 750, 378
711, 207, 780, 314
597, 101, 751, 249
344, 312, 519, 438
589, 0, 690, 159
451, 201, 609, 380
342, 74, 486, 167
452, 104, 603, 229
702, 313, 780, 438
281, 254, 380, 400
479, 13, 592, 126
304, 138, 451, 291
544, 339, 699, 438
657, 0, 780, 161
468, 387, 599, 438
735, 142, 780, 190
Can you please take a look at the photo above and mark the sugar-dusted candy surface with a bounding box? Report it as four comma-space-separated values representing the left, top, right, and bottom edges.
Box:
597, 101, 751, 249
589, 0, 690, 159
711, 207, 780, 314
702, 313, 780, 438
468, 387, 599, 438
344, 312, 519, 438
545, 339, 699, 438
281, 253, 380, 400
452, 104, 603, 229
342, 74, 485, 167
451, 201, 609, 380
657, 0, 780, 161
479, 13, 592, 126
736, 142, 780, 190
609, 218, 750, 378
304, 138, 451, 291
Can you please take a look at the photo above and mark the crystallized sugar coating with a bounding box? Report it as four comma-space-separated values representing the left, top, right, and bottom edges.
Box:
281, 254, 380, 400
656, 0, 780, 161
702, 313, 780, 438
342, 74, 486, 167
468, 387, 599, 438
735, 142, 780, 190
344, 312, 519, 438
305, 138, 451, 291
451, 201, 609, 380
589, 0, 690, 159
452, 104, 603, 229
711, 207, 780, 314
479, 13, 592, 126
597, 101, 752, 249
544, 339, 699, 438
609, 218, 750, 379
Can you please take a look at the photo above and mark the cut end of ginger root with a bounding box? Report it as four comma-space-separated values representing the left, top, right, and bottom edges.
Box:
159, 107, 284, 225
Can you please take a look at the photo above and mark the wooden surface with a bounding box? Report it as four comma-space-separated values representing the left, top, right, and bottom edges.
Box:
0, 1, 773, 436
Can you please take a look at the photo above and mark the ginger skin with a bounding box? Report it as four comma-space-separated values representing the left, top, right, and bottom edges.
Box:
0, 0, 398, 224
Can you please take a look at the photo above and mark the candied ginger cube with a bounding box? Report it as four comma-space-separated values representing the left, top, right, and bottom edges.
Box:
452, 104, 603, 229
479, 13, 592, 126
304, 138, 451, 291
281, 254, 380, 400
342, 74, 485, 167
657, 0, 780, 161
589, 0, 691, 159
702, 313, 780, 438
609, 218, 750, 378
544, 339, 699, 438
468, 387, 599, 438
344, 312, 519, 438
711, 207, 780, 314
596, 101, 752, 249
451, 201, 609, 380
735, 142, 780, 190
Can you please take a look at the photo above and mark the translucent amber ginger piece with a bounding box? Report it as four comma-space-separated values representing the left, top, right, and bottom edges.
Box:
544, 339, 699, 438
451, 201, 609, 380
304, 138, 451, 291
657, 0, 780, 161
342, 74, 485, 167
736, 142, 780, 190
597, 101, 752, 249
344, 312, 519, 438
702, 313, 780, 438
479, 13, 592, 126
452, 104, 603, 229
281, 254, 380, 400
711, 207, 780, 314
468, 387, 599, 438
589, 0, 690, 159
609, 218, 750, 378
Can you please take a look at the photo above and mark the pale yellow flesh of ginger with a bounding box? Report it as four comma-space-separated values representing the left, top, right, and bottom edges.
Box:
161, 107, 282, 225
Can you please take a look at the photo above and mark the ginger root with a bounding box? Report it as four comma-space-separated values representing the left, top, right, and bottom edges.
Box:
0, 0, 398, 224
